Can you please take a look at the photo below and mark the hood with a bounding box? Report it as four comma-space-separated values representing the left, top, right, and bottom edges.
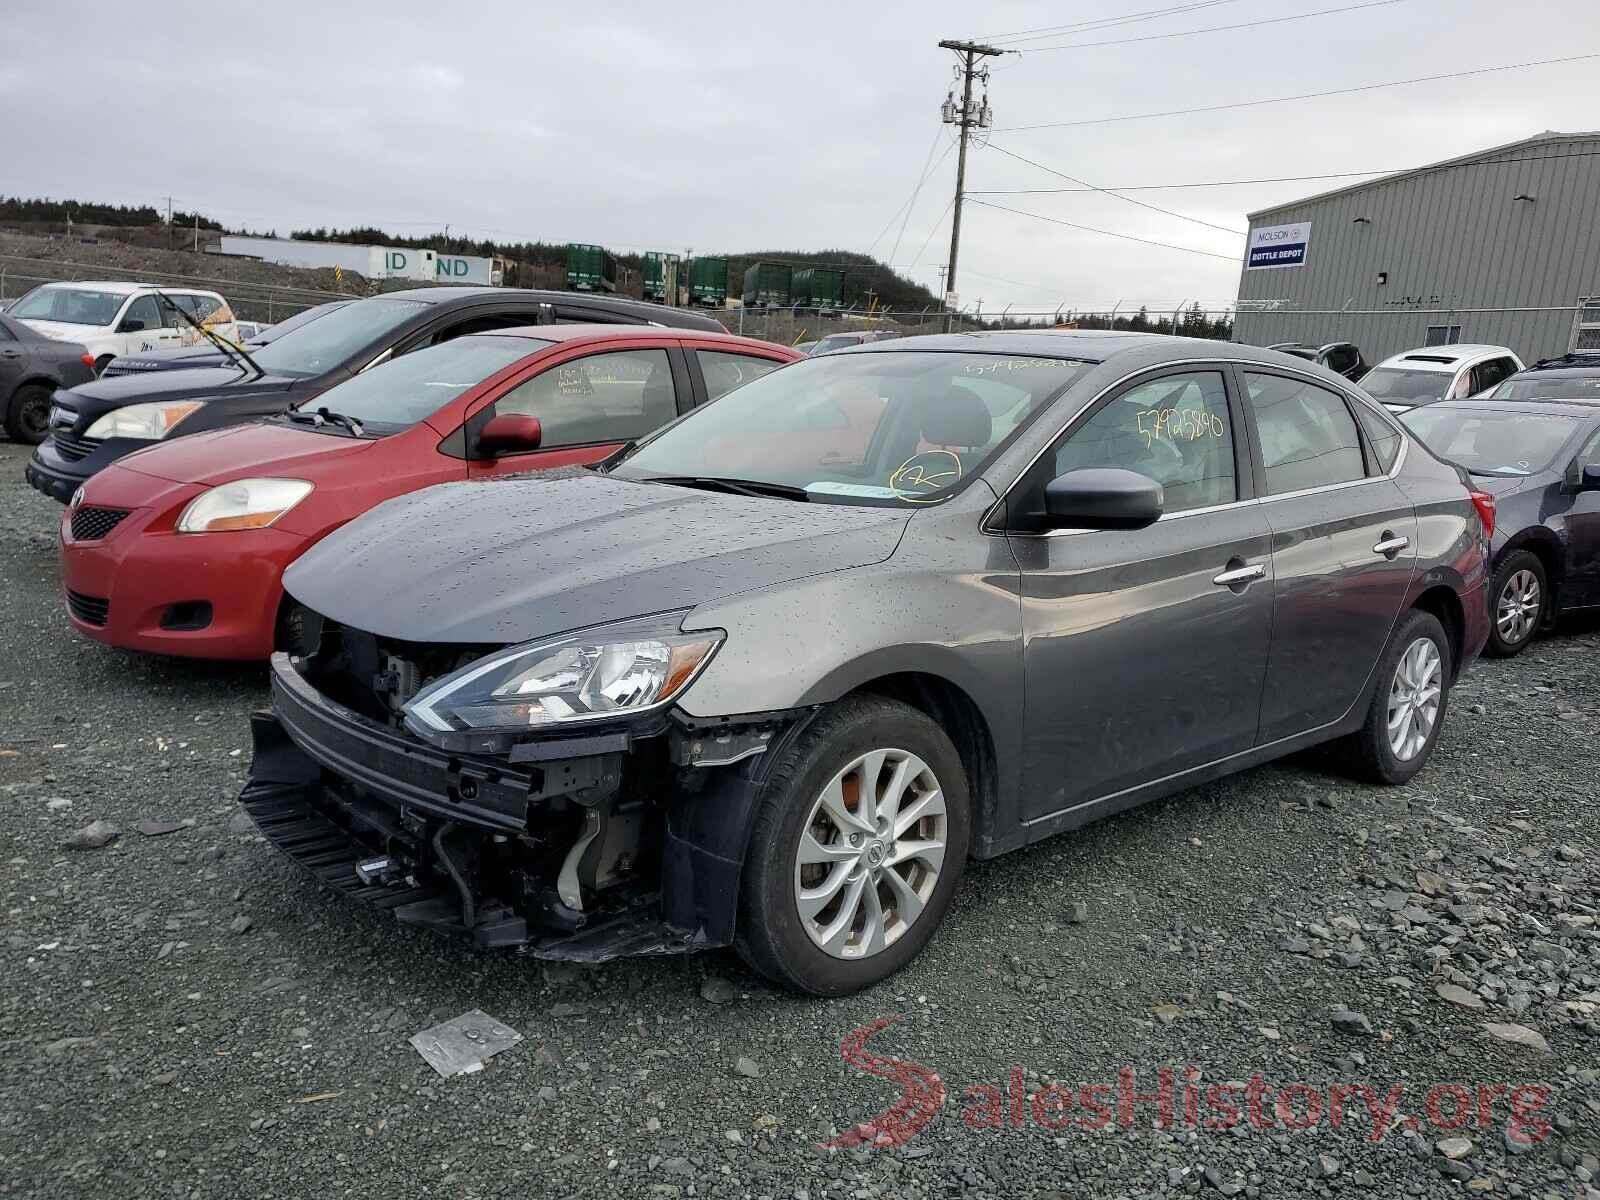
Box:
285, 472, 910, 644
17, 318, 98, 341
106, 346, 228, 374
59, 365, 303, 409
115, 420, 378, 486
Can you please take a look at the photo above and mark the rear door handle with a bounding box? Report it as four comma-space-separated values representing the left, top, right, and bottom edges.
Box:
1373, 534, 1410, 557
1213, 563, 1266, 587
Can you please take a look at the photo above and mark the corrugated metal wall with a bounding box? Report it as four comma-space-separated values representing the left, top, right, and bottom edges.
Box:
1233, 134, 1600, 364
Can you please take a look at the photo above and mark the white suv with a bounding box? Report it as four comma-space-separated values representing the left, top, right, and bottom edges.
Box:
1359, 343, 1523, 413
9, 281, 240, 374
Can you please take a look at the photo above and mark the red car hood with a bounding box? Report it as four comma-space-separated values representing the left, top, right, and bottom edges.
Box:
117, 422, 378, 487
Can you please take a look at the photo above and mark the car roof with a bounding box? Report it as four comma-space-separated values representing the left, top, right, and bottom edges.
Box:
467, 324, 785, 350
1418, 398, 1600, 418
34, 280, 205, 296
845, 328, 1332, 368
1374, 345, 1514, 371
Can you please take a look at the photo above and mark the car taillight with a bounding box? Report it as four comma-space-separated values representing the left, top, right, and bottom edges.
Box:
1470, 490, 1496, 540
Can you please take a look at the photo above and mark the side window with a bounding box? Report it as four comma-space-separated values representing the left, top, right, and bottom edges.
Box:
1354, 401, 1403, 473
1050, 371, 1236, 514
1476, 357, 1516, 393
185, 294, 222, 322
1325, 345, 1357, 376
493, 348, 676, 448
1244, 373, 1366, 494
698, 350, 784, 403
120, 295, 162, 331
0, 322, 14, 342
1578, 427, 1600, 468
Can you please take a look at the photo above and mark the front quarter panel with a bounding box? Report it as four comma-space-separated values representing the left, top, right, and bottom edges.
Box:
676, 484, 1027, 853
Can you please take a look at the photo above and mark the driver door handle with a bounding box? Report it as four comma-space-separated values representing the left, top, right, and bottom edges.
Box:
1213, 563, 1266, 587
1373, 534, 1410, 557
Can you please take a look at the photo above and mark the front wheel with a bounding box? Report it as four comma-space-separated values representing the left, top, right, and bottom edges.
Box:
1341, 609, 1452, 785
735, 695, 971, 995
1486, 550, 1547, 658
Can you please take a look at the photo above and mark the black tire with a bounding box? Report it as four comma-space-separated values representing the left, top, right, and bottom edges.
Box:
1485, 550, 1547, 658
4, 382, 52, 444
92, 354, 114, 377
1340, 609, 1452, 785
274, 598, 322, 658
735, 695, 971, 996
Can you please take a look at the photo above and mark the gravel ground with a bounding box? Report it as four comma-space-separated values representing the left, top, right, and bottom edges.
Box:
2, 437, 1598, 1200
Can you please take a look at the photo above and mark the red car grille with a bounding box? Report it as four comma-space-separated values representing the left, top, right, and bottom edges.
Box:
70, 506, 131, 541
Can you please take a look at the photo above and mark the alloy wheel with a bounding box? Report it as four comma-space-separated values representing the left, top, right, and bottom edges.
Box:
1496, 569, 1541, 646
793, 748, 947, 960
1387, 637, 1443, 762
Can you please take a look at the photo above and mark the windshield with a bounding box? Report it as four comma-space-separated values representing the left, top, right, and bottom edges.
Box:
252, 300, 350, 345
1400, 407, 1581, 476
288, 335, 547, 431
1360, 366, 1454, 404
10, 286, 125, 326
612, 350, 1091, 506
251, 297, 429, 378
1489, 373, 1600, 401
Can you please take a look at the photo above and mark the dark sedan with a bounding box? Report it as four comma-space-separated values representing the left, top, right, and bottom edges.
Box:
0, 313, 95, 444
1480, 358, 1600, 403
25, 288, 724, 503
1266, 341, 1368, 380
242, 332, 1491, 994
1401, 399, 1600, 656
98, 299, 352, 378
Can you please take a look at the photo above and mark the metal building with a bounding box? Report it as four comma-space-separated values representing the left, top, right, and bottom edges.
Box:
1233, 131, 1600, 365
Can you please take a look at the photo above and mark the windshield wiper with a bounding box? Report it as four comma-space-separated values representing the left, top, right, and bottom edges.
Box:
154, 291, 265, 379
642, 475, 809, 502
281, 406, 365, 437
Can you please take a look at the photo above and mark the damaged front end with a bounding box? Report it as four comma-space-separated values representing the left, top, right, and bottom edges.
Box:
241, 612, 805, 962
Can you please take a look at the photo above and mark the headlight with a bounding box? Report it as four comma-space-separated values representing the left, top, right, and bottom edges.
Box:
86, 400, 206, 440
404, 615, 723, 749
177, 478, 313, 532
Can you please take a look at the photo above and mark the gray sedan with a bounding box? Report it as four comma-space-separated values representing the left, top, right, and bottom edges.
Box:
245, 332, 1491, 995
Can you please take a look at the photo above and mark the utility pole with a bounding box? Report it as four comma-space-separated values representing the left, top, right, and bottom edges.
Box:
165, 196, 173, 250
938, 39, 999, 331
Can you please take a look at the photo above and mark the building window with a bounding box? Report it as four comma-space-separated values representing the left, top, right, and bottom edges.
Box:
1425, 325, 1462, 346
1574, 298, 1600, 353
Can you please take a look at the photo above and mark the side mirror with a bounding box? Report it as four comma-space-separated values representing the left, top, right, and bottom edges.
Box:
1042, 468, 1164, 531
120, 318, 146, 332
1581, 464, 1600, 491
477, 412, 542, 457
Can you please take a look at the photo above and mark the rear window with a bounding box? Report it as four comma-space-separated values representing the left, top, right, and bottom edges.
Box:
1401, 407, 1582, 476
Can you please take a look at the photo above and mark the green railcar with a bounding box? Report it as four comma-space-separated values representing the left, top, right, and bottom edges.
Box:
741, 261, 792, 308
686, 256, 728, 307
792, 267, 844, 310
641, 252, 681, 304
565, 243, 617, 293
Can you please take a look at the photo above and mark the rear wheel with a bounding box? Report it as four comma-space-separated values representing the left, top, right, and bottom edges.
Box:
735, 695, 970, 995
1486, 550, 1546, 658
1341, 609, 1452, 785
5, 383, 52, 444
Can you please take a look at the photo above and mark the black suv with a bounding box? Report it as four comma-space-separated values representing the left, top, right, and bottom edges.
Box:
25, 288, 724, 503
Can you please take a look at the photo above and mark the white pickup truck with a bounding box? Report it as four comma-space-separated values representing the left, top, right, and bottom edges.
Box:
9, 281, 240, 374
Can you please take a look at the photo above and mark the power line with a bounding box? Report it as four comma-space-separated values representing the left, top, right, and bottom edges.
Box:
909, 196, 958, 270
995, 52, 1600, 132
965, 198, 1242, 261
1015, 0, 1403, 53
883, 132, 955, 265
965, 148, 1600, 195
982, 142, 1246, 235
982, 1, 1241, 45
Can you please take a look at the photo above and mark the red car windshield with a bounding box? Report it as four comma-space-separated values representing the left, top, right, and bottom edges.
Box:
289, 335, 547, 432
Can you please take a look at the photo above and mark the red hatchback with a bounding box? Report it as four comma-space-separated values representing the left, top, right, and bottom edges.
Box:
59, 326, 800, 659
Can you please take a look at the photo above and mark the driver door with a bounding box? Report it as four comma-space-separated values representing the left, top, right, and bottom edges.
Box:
1005, 367, 1273, 825
463, 344, 690, 476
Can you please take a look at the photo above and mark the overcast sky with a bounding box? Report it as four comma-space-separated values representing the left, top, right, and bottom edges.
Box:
6, 0, 1598, 316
